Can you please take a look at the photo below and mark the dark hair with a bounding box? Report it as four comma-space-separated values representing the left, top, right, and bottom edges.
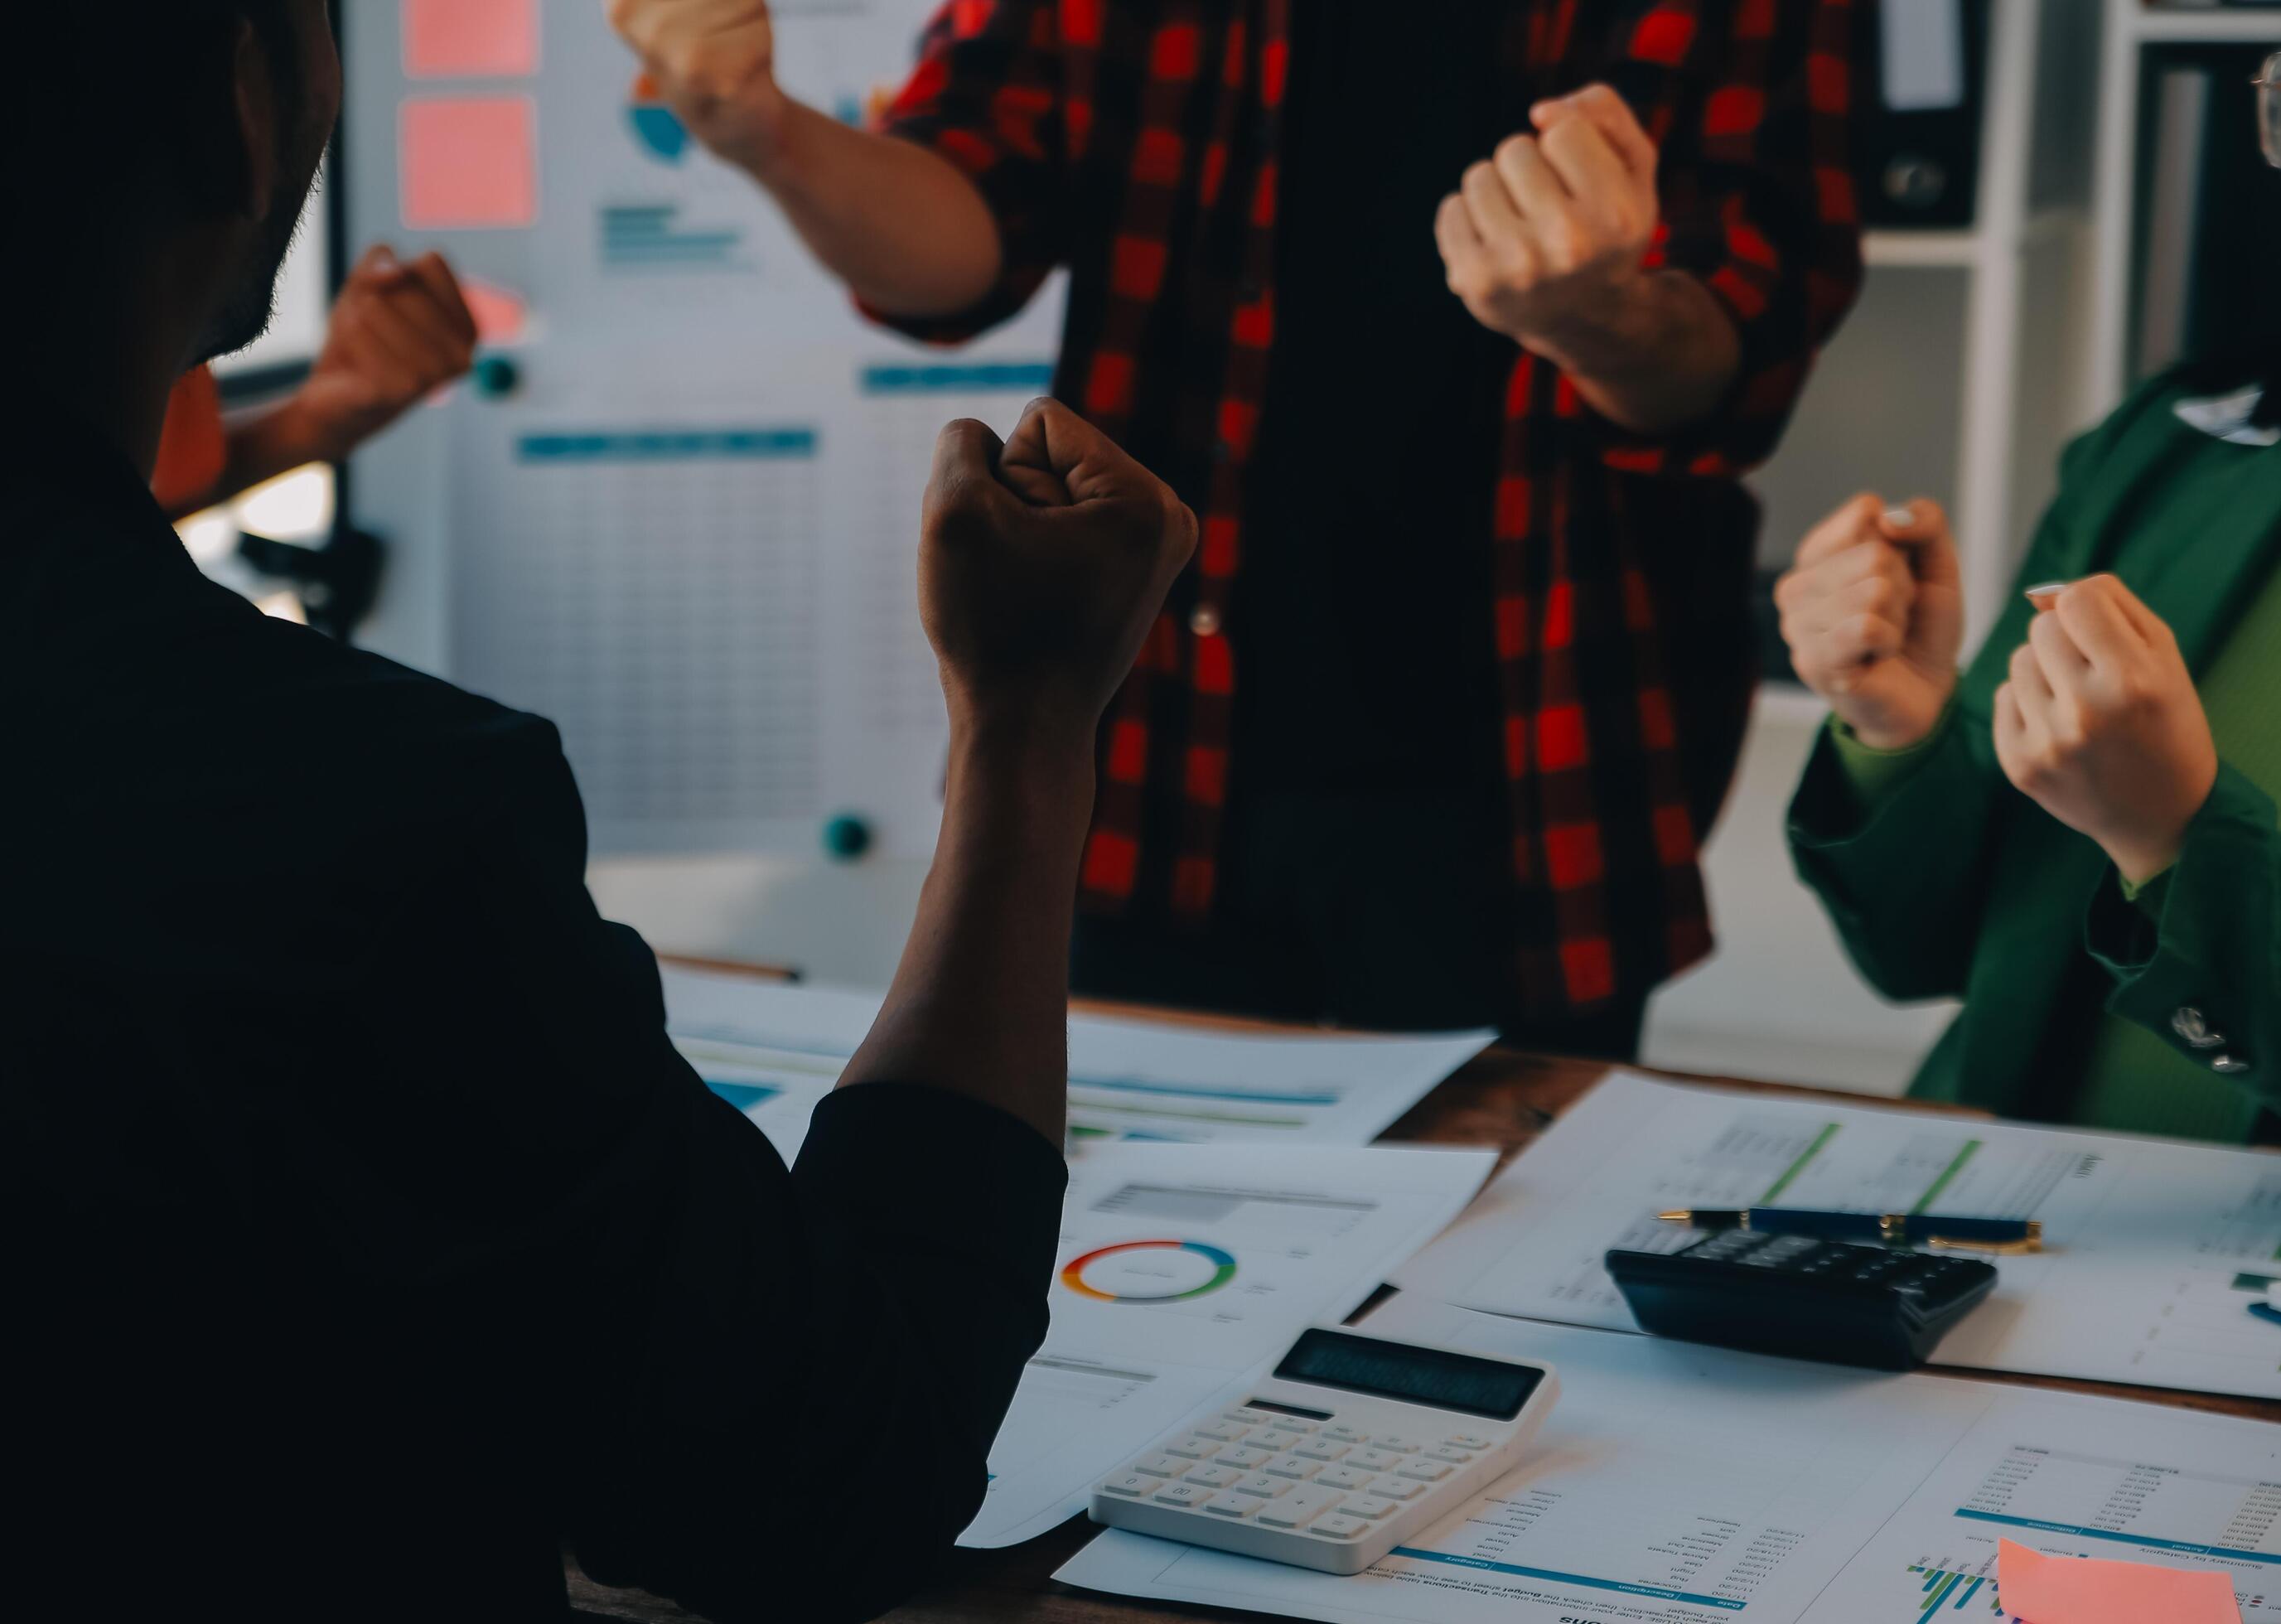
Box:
10, 2, 303, 231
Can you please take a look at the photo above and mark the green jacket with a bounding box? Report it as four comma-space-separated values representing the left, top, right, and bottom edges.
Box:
1787, 373, 2281, 1133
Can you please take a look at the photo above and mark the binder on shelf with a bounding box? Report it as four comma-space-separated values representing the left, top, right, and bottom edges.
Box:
1860, 0, 1990, 229
2129, 43, 2281, 381
2136, 65, 2213, 378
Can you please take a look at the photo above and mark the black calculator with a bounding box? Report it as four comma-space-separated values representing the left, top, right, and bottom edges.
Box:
1604, 1229, 1998, 1370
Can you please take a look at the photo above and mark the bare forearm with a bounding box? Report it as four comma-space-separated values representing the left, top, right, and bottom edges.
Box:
724, 89, 1004, 317
838, 724, 1095, 1144
162, 399, 340, 521
1526, 270, 1742, 437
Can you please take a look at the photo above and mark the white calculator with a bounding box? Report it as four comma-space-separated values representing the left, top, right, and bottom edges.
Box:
1089, 1323, 1559, 1575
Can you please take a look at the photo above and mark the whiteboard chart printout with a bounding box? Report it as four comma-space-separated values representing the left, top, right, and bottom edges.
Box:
1392, 1072, 2281, 1399
660, 967, 1494, 1160
1057, 1301, 2281, 1624
965, 1143, 1498, 1548
346, 0, 1071, 857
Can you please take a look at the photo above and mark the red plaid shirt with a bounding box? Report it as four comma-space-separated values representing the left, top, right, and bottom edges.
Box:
876, 0, 1864, 1017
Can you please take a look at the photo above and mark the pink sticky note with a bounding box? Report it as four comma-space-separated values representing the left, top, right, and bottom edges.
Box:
404, 0, 539, 79
1998, 1539, 2240, 1624
460, 277, 529, 346
399, 99, 538, 231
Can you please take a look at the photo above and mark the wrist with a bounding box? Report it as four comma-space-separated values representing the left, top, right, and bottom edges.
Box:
947, 705, 1099, 801
712, 77, 801, 182
1510, 269, 1651, 373
2101, 763, 2219, 889
266, 390, 356, 468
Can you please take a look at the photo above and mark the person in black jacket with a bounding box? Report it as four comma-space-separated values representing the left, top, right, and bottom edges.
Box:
2, 2, 1195, 1618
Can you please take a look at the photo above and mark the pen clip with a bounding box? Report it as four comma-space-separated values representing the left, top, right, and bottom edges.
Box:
1926, 1235, 2043, 1257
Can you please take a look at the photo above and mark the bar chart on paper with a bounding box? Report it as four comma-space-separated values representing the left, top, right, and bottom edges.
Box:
1057, 1304, 2281, 1624
1810, 1391, 2281, 1622
1394, 1073, 2281, 1396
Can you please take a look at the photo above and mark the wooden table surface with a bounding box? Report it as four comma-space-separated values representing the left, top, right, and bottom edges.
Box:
569, 1005, 2281, 1624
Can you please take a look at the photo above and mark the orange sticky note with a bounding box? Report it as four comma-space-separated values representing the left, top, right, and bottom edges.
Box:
404, 0, 539, 79
399, 98, 538, 231
1998, 1539, 2240, 1624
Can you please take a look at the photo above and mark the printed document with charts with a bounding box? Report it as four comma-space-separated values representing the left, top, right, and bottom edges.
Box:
964, 1143, 1497, 1547
662, 965, 1492, 1159
1059, 1300, 2281, 1624
1391, 1071, 2281, 1399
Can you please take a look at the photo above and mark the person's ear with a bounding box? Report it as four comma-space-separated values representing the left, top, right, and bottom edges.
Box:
225, 17, 281, 222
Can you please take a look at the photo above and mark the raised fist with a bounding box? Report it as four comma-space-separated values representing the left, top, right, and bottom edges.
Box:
1776, 495, 1965, 751
921, 400, 1197, 747
607, 0, 784, 167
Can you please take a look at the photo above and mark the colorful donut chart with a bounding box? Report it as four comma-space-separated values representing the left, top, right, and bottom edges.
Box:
1060, 1239, 1238, 1303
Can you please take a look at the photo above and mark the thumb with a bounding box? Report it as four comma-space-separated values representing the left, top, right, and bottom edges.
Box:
924, 418, 1019, 537
349, 243, 412, 288
1881, 499, 1962, 589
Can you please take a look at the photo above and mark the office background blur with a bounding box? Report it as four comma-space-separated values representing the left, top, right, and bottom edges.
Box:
188, 0, 2281, 1093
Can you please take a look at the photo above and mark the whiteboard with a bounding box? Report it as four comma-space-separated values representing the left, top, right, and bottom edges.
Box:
339, 0, 1066, 858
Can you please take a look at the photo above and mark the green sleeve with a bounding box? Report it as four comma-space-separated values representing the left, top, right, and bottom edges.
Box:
1825, 703, 1957, 806
2085, 763, 2281, 1110
1786, 402, 2127, 1005
1788, 703, 2000, 1002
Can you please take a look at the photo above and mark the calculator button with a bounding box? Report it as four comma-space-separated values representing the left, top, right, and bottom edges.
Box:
1165, 1437, 1218, 1459
1255, 1487, 1345, 1530
1234, 1475, 1288, 1499
1185, 1465, 1243, 1489
1310, 1515, 1370, 1541
1133, 1454, 1182, 1478
1195, 1421, 1250, 1442
1321, 1425, 1369, 1443
1100, 1474, 1152, 1499
1396, 1461, 1452, 1482
1314, 1467, 1375, 1492
1214, 1447, 1273, 1472
1370, 1477, 1427, 1501
1272, 1417, 1321, 1434
1347, 1448, 1404, 1473
1346, 1495, 1399, 1520
1294, 1441, 1350, 1462
1202, 1497, 1256, 1520
1444, 1434, 1494, 1451
1225, 1409, 1276, 1426
1371, 1436, 1424, 1453
1153, 1483, 1216, 1510
1253, 1429, 1305, 1452
1264, 1454, 1320, 1480
1426, 1447, 1474, 1465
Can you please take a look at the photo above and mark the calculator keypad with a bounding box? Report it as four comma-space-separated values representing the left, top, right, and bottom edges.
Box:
1679, 1231, 1994, 1300
1097, 1405, 1510, 1554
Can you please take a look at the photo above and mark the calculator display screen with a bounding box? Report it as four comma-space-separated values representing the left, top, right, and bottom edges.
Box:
1272, 1329, 1544, 1419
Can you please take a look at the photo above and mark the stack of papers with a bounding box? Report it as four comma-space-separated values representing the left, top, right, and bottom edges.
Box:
663, 967, 1494, 1159
1394, 1071, 2281, 1400
964, 1143, 1497, 1546
656, 968, 1499, 1549
1060, 1299, 2281, 1623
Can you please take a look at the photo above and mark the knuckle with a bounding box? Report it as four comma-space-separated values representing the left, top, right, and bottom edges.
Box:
1495, 133, 1533, 166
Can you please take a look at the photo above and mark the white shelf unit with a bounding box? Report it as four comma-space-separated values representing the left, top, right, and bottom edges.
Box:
1641, 0, 2106, 1092
2092, 1, 2281, 408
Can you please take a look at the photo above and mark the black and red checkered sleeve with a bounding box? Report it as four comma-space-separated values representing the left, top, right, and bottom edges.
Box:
867, 0, 1075, 344
1606, 0, 1866, 480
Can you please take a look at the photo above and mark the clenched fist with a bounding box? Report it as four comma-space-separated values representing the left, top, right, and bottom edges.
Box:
921, 400, 1197, 747
1994, 575, 2217, 886
1435, 85, 1661, 350
1776, 495, 1965, 751
607, 0, 784, 167
289, 245, 477, 461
